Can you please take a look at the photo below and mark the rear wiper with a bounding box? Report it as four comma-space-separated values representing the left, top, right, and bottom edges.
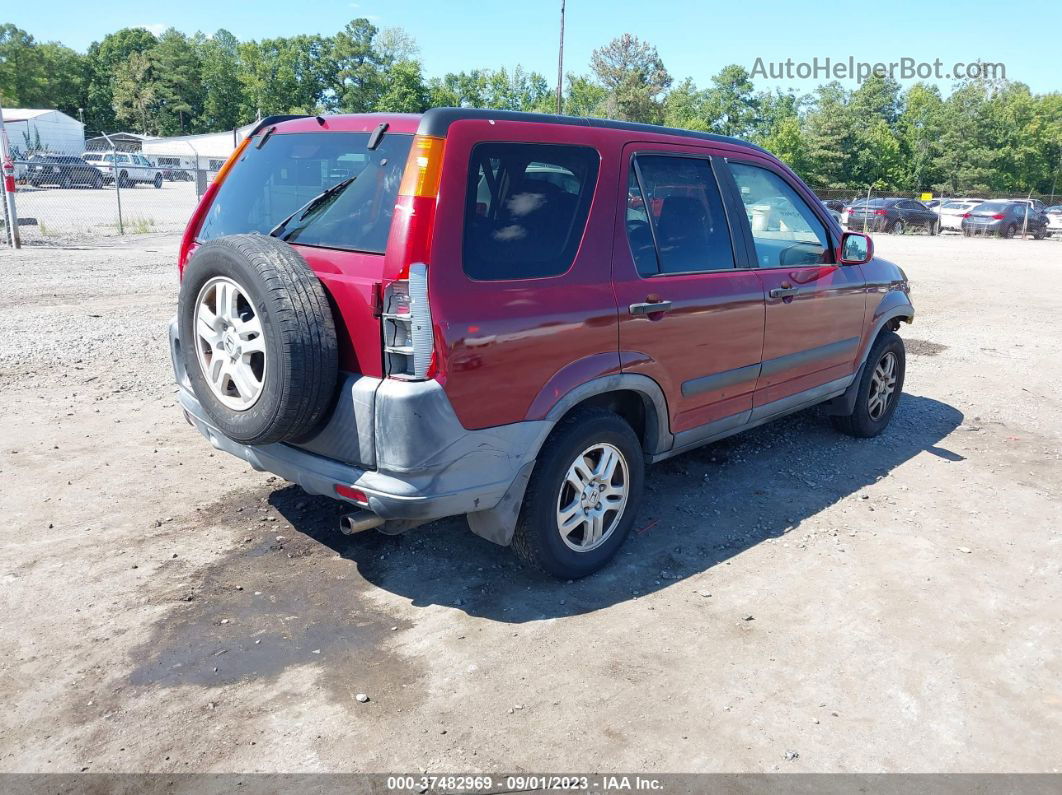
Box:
269, 175, 357, 239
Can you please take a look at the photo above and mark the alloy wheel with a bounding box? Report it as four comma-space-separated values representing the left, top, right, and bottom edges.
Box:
867, 351, 898, 420
556, 443, 630, 552
193, 276, 267, 411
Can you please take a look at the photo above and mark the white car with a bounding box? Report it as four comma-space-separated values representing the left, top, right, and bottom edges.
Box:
936, 199, 983, 232
82, 152, 163, 188
1045, 206, 1062, 237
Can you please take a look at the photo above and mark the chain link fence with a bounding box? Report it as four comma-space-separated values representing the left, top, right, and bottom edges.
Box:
2, 148, 223, 246
4, 151, 1061, 246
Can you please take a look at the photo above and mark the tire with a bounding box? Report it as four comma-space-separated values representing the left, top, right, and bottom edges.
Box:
1001, 223, 1015, 239
511, 408, 645, 579
119, 171, 130, 188
928, 220, 939, 236
92, 173, 104, 189
153, 173, 163, 189
889, 219, 905, 235
59, 174, 72, 189
178, 234, 338, 446
832, 331, 906, 438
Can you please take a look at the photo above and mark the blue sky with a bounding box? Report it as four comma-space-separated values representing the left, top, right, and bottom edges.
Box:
10, 0, 1060, 95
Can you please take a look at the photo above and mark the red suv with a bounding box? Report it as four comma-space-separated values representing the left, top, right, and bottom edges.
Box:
171, 109, 913, 579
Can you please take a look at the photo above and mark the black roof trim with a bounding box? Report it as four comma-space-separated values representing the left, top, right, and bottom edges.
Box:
417, 107, 767, 154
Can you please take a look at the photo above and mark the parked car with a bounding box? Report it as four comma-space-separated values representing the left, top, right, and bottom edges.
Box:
26, 154, 105, 189
820, 199, 844, 224
961, 200, 1049, 238
935, 199, 983, 232
1006, 198, 1047, 213
169, 109, 913, 579
846, 197, 939, 234
1045, 205, 1062, 237
82, 151, 164, 188
923, 199, 941, 210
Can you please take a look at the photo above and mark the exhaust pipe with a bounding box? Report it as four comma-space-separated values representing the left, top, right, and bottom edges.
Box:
340, 510, 385, 535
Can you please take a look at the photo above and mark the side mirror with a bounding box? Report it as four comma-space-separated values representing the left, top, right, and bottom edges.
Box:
839, 231, 873, 265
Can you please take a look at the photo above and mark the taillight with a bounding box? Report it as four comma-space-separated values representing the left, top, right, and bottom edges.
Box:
991, 213, 1006, 220
874, 209, 887, 216
962, 213, 971, 218
382, 263, 434, 380
384, 135, 445, 280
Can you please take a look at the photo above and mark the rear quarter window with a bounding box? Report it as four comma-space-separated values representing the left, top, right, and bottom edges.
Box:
462, 142, 599, 280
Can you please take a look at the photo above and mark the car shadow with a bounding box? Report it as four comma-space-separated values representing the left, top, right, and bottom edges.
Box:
270, 393, 963, 624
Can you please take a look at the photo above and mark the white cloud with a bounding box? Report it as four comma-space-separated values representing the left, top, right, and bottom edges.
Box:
138, 23, 168, 37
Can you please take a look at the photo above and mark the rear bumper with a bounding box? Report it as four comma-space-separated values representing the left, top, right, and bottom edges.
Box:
169, 319, 549, 524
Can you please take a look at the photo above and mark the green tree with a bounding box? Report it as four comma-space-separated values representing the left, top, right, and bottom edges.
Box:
563, 73, 608, 117
761, 116, 810, 176
703, 65, 757, 137
86, 27, 158, 131
590, 34, 671, 123
663, 78, 710, 131
376, 60, 429, 112
112, 50, 158, 134
198, 29, 244, 131
331, 18, 383, 112
152, 29, 202, 134
803, 83, 854, 188
0, 24, 47, 106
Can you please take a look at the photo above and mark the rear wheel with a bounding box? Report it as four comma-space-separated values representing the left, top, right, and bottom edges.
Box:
889, 219, 906, 235
91, 173, 104, 189
153, 173, 163, 189
118, 171, 130, 188
928, 219, 939, 235
1001, 223, 1015, 239
832, 331, 906, 438
512, 408, 644, 579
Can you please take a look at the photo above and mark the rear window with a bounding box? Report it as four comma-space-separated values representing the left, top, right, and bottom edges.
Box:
197, 131, 413, 254
462, 142, 598, 280
976, 201, 1009, 212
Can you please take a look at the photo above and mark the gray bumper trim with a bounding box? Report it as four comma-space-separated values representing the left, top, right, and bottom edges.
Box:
178, 387, 549, 522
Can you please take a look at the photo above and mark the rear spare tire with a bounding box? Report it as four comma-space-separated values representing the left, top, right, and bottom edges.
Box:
178, 234, 338, 445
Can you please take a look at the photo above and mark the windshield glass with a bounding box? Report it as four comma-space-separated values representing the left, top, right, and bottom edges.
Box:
198, 131, 412, 254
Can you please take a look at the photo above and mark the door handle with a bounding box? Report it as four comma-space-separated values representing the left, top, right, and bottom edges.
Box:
629, 300, 673, 316
769, 286, 799, 299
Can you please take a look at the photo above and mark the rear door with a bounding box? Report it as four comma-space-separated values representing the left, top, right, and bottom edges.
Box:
723, 158, 867, 407
612, 142, 765, 438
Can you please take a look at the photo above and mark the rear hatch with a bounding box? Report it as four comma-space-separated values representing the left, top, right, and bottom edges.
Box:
192, 124, 416, 379
184, 118, 428, 468
847, 199, 887, 225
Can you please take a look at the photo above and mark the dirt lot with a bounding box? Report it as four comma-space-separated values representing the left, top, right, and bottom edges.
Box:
0, 233, 1059, 774
7, 181, 199, 244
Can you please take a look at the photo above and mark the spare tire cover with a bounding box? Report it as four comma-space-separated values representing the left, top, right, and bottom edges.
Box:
178, 234, 338, 445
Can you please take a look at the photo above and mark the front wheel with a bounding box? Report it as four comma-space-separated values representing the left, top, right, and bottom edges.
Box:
832, 331, 906, 438
512, 408, 644, 579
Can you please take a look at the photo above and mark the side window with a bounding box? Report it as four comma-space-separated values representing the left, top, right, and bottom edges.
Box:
729, 161, 829, 268
462, 143, 598, 280
627, 155, 735, 275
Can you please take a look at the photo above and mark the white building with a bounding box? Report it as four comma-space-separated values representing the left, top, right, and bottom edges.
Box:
4, 108, 85, 157
141, 123, 256, 174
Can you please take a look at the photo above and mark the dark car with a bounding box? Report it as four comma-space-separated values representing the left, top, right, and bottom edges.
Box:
169, 109, 912, 579
846, 197, 939, 235
961, 201, 1049, 238
27, 155, 105, 189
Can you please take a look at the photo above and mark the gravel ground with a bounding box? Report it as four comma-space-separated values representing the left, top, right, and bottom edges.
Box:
0, 233, 1059, 774
5, 182, 199, 245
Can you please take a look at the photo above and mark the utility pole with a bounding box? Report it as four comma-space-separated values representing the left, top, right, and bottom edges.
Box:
0, 103, 21, 248
555, 0, 565, 115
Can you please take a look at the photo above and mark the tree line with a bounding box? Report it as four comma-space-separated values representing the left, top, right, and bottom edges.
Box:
1, 21, 1060, 194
